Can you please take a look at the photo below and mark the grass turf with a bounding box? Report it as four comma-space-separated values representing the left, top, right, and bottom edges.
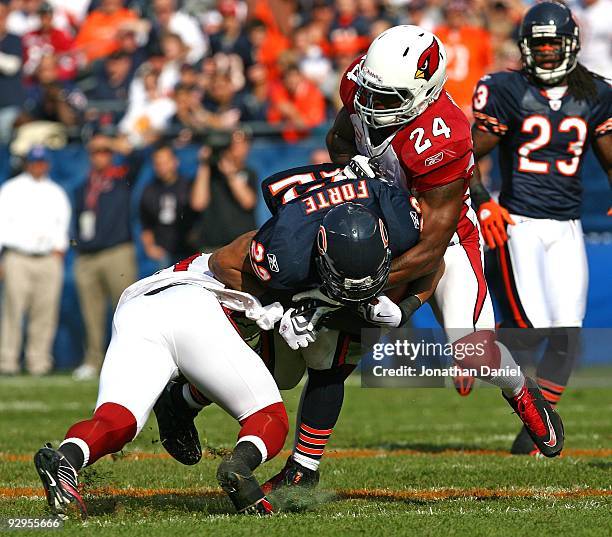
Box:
0, 373, 610, 536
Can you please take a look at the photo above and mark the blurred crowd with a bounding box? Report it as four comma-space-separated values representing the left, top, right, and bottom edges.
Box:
0, 0, 609, 376
0, 0, 607, 149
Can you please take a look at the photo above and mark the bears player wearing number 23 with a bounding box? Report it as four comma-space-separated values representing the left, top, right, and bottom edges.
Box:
469, 2, 612, 455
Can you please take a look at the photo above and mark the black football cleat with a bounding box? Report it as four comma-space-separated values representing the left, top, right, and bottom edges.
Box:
503, 377, 564, 458
153, 382, 202, 465
34, 444, 87, 519
510, 425, 541, 456
261, 456, 320, 495
217, 456, 274, 514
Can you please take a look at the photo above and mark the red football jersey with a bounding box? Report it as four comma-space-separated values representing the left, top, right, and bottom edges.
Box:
340, 56, 478, 243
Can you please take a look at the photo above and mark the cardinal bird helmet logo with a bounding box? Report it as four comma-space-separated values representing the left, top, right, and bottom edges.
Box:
415, 37, 441, 81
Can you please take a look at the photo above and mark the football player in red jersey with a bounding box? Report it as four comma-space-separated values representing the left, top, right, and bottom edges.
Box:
262, 25, 565, 485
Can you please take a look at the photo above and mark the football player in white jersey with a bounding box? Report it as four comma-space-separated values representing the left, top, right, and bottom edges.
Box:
34, 254, 288, 517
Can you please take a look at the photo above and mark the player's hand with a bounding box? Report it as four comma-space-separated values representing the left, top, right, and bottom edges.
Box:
607, 207, 612, 216
343, 155, 379, 181
358, 295, 404, 328
279, 306, 319, 350
477, 199, 515, 249
246, 301, 284, 331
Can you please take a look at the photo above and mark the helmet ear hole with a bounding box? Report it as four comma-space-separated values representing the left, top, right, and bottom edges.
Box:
317, 225, 327, 255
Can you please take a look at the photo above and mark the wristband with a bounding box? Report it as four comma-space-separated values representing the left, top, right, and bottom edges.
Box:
470, 182, 492, 211
398, 295, 423, 327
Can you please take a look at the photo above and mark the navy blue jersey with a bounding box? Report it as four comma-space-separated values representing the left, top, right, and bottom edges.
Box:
473, 70, 611, 220
250, 164, 421, 292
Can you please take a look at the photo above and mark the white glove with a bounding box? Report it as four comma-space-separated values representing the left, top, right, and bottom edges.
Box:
245, 301, 284, 331
343, 155, 378, 180
279, 307, 319, 350
279, 289, 342, 350
358, 295, 403, 328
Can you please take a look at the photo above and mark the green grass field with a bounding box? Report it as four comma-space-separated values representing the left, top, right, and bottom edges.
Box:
1, 373, 610, 536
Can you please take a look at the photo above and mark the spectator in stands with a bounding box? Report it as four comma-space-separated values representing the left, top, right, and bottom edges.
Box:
148, 0, 207, 65
329, 0, 370, 53
202, 68, 243, 129
21, 54, 86, 128
74, 0, 140, 64
115, 27, 147, 71
240, 62, 270, 123
575, 0, 612, 80
267, 63, 326, 142
0, 145, 71, 375
209, 0, 253, 70
72, 134, 137, 380
140, 143, 196, 267
7, 0, 72, 36
84, 51, 133, 127
167, 83, 208, 144
22, 2, 76, 83
293, 23, 334, 96
92, 50, 134, 102
436, 0, 493, 119
0, 1, 24, 143
119, 62, 175, 147
191, 129, 257, 251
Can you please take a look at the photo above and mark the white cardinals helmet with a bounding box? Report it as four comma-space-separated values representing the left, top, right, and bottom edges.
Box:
354, 25, 447, 128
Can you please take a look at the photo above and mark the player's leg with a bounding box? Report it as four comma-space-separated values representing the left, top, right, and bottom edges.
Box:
541, 219, 587, 400
436, 239, 564, 456
154, 327, 306, 467
262, 330, 358, 493
34, 294, 180, 518
435, 241, 526, 396
165, 286, 288, 513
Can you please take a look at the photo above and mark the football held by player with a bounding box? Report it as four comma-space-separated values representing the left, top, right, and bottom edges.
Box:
469, 2, 612, 455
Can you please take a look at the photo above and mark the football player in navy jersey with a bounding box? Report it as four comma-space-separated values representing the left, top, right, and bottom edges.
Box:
469, 1, 612, 455
154, 156, 565, 498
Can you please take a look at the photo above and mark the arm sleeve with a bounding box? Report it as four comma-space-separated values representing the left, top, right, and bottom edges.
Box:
472, 75, 512, 137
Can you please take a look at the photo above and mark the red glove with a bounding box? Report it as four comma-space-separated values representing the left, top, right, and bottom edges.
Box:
477, 199, 515, 249
607, 207, 612, 216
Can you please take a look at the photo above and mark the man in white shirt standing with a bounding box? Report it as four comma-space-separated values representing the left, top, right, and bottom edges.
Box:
0, 146, 71, 375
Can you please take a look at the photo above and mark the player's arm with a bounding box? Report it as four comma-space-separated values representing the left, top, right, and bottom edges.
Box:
469, 125, 515, 248
388, 179, 464, 286
592, 134, 612, 214
208, 230, 265, 295
326, 106, 358, 165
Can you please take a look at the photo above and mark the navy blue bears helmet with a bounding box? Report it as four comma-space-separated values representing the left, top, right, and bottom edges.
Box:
315, 203, 391, 305
519, 1, 580, 85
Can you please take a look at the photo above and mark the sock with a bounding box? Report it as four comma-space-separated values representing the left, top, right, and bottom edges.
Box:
452, 331, 525, 397
181, 383, 211, 410
60, 402, 137, 467
231, 440, 263, 471
237, 402, 288, 463
536, 327, 579, 407
292, 365, 354, 471
58, 439, 87, 470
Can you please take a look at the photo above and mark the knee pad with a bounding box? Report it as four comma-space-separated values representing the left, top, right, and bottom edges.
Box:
238, 402, 288, 461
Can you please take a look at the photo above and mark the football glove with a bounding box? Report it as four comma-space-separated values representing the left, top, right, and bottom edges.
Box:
358, 295, 403, 328
279, 289, 342, 350
477, 199, 515, 249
